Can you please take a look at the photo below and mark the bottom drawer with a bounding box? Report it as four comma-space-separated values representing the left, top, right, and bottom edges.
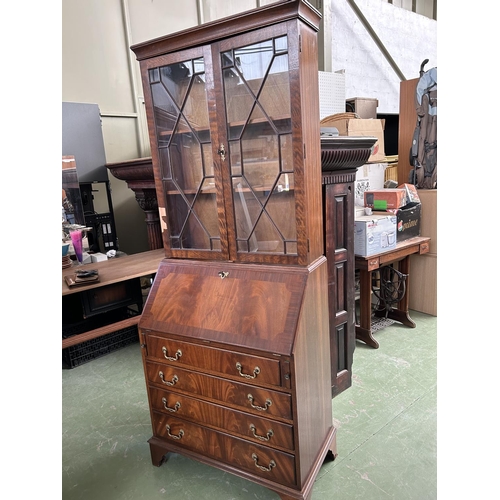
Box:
149, 387, 294, 451
152, 410, 296, 487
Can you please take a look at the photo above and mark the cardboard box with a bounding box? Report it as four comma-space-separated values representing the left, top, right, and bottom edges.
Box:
323, 117, 385, 163
416, 189, 437, 255
354, 214, 397, 257
398, 183, 421, 204
346, 97, 378, 119
364, 188, 407, 210
396, 202, 421, 242
409, 253, 437, 316
355, 163, 387, 206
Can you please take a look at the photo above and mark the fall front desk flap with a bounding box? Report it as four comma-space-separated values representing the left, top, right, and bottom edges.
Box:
139, 260, 310, 356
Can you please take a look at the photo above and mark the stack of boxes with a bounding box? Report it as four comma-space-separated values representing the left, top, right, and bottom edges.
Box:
339, 97, 422, 258
354, 183, 422, 257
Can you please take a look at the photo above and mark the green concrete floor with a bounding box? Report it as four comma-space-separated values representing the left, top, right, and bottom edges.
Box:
62, 310, 436, 500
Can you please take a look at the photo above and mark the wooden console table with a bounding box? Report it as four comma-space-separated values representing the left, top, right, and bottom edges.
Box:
355, 236, 430, 348
62, 249, 164, 349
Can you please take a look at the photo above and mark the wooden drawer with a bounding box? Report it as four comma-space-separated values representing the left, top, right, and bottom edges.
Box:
152, 411, 296, 487
145, 334, 286, 388
145, 360, 293, 421
149, 387, 294, 451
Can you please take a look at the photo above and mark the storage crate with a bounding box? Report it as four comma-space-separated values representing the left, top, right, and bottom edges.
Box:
385, 163, 398, 183
62, 324, 139, 369
62, 306, 139, 338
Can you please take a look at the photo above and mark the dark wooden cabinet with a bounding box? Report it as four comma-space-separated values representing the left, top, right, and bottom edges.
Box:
322, 170, 356, 398
133, 2, 337, 499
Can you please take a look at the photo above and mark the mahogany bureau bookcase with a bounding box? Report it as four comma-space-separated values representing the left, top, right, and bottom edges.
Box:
131, 1, 341, 499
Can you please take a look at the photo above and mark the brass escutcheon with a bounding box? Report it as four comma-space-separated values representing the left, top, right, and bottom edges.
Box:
217, 144, 226, 161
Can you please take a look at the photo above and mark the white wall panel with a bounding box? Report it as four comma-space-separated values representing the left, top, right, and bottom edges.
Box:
127, 0, 199, 45
329, 0, 437, 113
62, 0, 135, 113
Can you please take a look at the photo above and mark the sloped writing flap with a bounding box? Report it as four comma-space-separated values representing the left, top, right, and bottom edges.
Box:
140, 260, 309, 355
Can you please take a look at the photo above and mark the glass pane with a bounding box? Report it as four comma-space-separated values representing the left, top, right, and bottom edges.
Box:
149, 56, 220, 251
223, 36, 296, 255
259, 54, 291, 132
266, 173, 296, 241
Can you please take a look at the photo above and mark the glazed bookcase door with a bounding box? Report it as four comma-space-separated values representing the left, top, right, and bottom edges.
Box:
141, 23, 308, 265
143, 46, 228, 260
218, 29, 300, 264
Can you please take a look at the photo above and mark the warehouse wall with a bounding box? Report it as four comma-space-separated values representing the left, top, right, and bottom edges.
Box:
61, 0, 436, 254
328, 0, 437, 113
62, 0, 281, 254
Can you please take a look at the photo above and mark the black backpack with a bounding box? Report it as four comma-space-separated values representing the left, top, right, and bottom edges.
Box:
409, 60, 437, 189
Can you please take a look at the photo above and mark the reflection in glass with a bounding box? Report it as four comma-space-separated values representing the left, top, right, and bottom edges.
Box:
223, 35, 297, 255
149, 57, 220, 251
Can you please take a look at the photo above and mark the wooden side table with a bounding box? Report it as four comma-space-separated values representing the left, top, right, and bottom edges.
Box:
355, 236, 430, 348
62, 249, 164, 349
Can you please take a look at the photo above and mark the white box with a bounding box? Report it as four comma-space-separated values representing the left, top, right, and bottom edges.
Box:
354, 215, 397, 257
355, 163, 387, 206
91, 252, 108, 263
355, 206, 365, 218
81, 252, 92, 265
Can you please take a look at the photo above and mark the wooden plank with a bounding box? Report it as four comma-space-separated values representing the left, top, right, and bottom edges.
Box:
62, 316, 141, 349
398, 78, 418, 184
409, 253, 437, 316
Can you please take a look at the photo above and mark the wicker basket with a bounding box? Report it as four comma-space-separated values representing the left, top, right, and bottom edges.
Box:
320, 112, 360, 127
384, 163, 398, 183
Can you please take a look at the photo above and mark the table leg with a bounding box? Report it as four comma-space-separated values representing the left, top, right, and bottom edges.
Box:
355, 269, 379, 348
373, 257, 416, 328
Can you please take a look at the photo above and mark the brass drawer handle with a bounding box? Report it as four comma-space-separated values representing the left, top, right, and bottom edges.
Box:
236, 362, 260, 379
159, 372, 178, 386
251, 453, 276, 472
165, 424, 184, 440
250, 424, 274, 442
247, 394, 272, 411
162, 397, 181, 413
162, 347, 182, 361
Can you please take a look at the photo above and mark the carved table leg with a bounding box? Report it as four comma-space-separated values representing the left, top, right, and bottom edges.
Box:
355, 269, 379, 348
